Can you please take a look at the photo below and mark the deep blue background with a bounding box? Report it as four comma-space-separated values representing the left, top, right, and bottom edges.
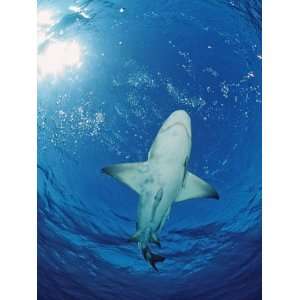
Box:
38, 0, 261, 299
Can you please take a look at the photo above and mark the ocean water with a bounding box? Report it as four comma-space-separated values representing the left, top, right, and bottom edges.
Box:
37, 0, 262, 299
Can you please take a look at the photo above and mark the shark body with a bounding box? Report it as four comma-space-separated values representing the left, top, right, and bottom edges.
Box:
103, 110, 219, 271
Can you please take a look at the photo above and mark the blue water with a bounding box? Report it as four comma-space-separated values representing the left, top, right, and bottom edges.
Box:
37, 0, 262, 299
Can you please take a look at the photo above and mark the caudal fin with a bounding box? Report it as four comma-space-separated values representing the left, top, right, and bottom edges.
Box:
142, 247, 165, 272
150, 253, 165, 272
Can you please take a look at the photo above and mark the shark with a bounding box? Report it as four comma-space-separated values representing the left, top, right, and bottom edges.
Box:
102, 110, 219, 271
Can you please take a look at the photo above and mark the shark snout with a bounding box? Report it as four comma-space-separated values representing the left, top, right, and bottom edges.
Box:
163, 110, 191, 137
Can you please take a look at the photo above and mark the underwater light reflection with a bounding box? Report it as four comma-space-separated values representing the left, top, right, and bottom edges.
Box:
37, 10, 56, 27
38, 40, 82, 79
37, 8, 84, 80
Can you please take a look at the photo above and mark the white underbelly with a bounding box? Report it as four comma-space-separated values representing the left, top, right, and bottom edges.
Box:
137, 162, 183, 232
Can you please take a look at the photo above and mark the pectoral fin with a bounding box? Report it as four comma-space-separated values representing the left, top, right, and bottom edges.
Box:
102, 161, 149, 195
128, 230, 142, 243
176, 171, 219, 202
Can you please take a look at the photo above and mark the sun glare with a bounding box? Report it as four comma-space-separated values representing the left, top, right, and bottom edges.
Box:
37, 8, 85, 80
38, 40, 82, 79
37, 10, 56, 27
37, 10, 56, 46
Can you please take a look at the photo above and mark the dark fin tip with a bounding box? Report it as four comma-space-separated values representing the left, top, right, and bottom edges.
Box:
150, 254, 165, 272
211, 189, 220, 200
102, 167, 111, 175
150, 262, 159, 272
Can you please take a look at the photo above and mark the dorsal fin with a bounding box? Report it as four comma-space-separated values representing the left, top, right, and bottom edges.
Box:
176, 171, 219, 202
102, 161, 149, 195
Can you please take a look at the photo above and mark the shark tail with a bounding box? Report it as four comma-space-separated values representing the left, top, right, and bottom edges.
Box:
130, 228, 165, 271
142, 246, 165, 272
